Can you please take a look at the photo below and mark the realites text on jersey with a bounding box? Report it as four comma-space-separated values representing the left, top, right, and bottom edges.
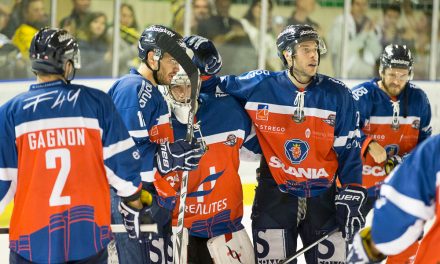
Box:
0, 80, 142, 263
108, 68, 174, 183
352, 79, 431, 196
372, 135, 440, 264
169, 80, 254, 238
219, 70, 362, 197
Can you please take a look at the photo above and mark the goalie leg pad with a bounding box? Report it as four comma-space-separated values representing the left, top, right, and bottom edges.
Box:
207, 229, 255, 264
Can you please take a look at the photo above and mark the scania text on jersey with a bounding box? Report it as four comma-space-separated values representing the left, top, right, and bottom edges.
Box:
362, 165, 386, 177
269, 156, 329, 179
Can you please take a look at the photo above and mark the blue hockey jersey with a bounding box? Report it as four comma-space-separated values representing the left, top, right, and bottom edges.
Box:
0, 80, 142, 263
352, 79, 431, 197
108, 69, 174, 186
219, 70, 362, 197
372, 135, 440, 263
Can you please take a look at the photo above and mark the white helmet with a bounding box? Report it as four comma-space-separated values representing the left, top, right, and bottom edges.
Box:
167, 66, 192, 124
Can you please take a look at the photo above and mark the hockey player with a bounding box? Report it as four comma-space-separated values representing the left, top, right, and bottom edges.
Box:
107, 25, 204, 263
163, 45, 259, 263
0, 27, 145, 263
185, 25, 366, 263
351, 44, 431, 263
347, 134, 440, 264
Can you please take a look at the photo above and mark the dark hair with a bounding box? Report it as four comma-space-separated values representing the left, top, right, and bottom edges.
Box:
383, 3, 401, 15
243, 0, 273, 23
79, 12, 108, 43
121, 3, 138, 30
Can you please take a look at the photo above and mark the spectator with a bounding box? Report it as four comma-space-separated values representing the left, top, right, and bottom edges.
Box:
109, 3, 139, 76
76, 12, 112, 77
1, 0, 22, 39
60, 0, 91, 36
376, 3, 415, 50
11, 0, 48, 60
172, 0, 212, 35
412, 11, 431, 80
198, 0, 255, 74
287, 0, 322, 35
59, 16, 76, 35
240, 0, 281, 70
327, 0, 381, 78
0, 7, 27, 79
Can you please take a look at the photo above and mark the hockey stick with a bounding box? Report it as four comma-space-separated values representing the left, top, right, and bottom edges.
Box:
280, 227, 339, 264
0, 224, 158, 235
156, 34, 201, 264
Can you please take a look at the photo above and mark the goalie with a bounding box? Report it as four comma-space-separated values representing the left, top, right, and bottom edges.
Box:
163, 39, 260, 263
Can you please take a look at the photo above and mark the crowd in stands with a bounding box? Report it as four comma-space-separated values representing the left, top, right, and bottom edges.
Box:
0, 0, 438, 80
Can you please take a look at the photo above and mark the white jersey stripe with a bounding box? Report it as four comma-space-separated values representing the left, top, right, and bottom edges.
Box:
129, 129, 149, 138
157, 113, 171, 126
375, 219, 425, 255
141, 169, 155, 182
333, 129, 361, 147
0, 168, 18, 181
15, 117, 101, 138
202, 130, 246, 145
105, 165, 139, 197
369, 116, 420, 125
245, 102, 335, 119
103, 138, 136, 160
380, 184, 435, 220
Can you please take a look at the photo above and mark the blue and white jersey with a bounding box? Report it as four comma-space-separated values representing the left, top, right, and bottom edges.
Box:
219, 70, 362, 197
0, 80, 142, 263
108, 68, 174, 184
372, 135, 440, 263
352, 79, 431, 197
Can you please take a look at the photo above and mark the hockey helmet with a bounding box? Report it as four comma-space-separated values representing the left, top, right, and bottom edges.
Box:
379, 44, 413, 76
276, 24, 326, 67
30, 27, 81, 75
138, 25, 184, 61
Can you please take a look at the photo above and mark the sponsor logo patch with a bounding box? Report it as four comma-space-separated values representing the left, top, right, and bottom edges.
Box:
284, 139, 309, 164
256, 104, 269, 121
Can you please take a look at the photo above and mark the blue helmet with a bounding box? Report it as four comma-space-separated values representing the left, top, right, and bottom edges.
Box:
138, 25, 184, 62
29, 27, 81, 75
276, 24, 326, 67
380, 44, 413, 75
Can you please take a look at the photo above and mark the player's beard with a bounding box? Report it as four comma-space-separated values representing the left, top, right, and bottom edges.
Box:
290, 61, 315, 85
382, 80, 405, 97
156, 69, 173, 86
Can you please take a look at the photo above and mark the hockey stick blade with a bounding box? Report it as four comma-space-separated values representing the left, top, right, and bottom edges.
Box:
0, 224, 158, 235
280, 227, 339, 264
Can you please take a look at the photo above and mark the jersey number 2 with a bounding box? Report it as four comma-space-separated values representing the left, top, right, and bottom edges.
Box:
46, 148, 71, 207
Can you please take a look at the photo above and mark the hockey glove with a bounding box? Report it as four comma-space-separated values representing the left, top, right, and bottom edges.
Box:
118, 201, 153, 240
335, 185, 367, 241
347, 227, 386, 264
184, 35, 222, 75
384, 155, 403, 175
156, 139, 204, 175
144, 194, 173, 226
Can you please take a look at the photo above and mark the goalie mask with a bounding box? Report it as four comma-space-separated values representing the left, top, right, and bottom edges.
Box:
167, 66, 193, 124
